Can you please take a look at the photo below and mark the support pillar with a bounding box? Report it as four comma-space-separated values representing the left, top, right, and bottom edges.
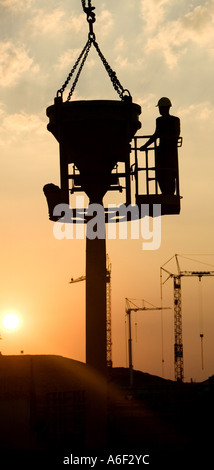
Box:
86, 235, 107, 374
85, 226, 107, 451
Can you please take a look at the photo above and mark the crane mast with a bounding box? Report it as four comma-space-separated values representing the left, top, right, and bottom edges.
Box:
161, 254, 214, 382
70, 255, 112, 368
173, 275, 183, 382
106, 255, 112, 368
125, 298, 171, 386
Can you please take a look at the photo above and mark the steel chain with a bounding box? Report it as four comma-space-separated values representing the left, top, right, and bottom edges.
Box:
66, 40, 92, 101
57, 40, 91, 96
57, 0, 131, 101
93, 39, 125, 100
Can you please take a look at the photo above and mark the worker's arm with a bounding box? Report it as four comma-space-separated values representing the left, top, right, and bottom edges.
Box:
140, 118, 159, 151
139, 132, 157, 151
140, 117, 180, 150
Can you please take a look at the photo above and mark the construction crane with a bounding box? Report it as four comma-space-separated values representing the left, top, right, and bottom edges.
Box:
125, 298, 171, 386
160, 254, 214, 382
69, 255, 112, 367
106, 255, 112, 368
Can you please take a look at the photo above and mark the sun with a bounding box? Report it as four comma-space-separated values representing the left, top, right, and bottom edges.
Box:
2, 313, 20, 330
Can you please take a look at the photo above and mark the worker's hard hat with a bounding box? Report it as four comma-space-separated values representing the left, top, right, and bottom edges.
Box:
156, 97, 172, 107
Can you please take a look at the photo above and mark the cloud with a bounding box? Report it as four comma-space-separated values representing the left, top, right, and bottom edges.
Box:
114, 55, 129, 69
143, 0, 214, 68
140, 0, 170, 32
30, 8, 65, 35
0, 102, 6, 118
144, 24, 183, 68
55, 48, 83, 71
136, 93, 156, 109
30, 8, 85, 36
178, 101, 214, 122
113, 34, 144, 71
181, 0, 214, 45
96, 9, 113, 36
2, 112, 45, 135
0, 41, 38, 87
0, 0, 32, 10
114, 36, 125, 53
0, 107, 46, 145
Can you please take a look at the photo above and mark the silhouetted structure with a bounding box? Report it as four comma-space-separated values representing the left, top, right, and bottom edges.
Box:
161, 254, 214, 382
140, 97, 180, 195
45, 97, 141, 374
43, 1, 142, 451
43, 0, 182, 456
0, 355, 212, 467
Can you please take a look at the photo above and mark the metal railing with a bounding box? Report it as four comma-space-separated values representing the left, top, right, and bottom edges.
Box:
132, 135, 182, 200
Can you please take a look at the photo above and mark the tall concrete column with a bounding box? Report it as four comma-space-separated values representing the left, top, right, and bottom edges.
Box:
86, 234, 107, 375
85, 226, 107, 451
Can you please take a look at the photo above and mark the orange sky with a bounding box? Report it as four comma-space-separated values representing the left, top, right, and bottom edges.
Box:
1, 0, 214, 383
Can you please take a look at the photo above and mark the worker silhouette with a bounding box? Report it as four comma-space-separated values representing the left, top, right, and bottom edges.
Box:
140, 97, 180, 195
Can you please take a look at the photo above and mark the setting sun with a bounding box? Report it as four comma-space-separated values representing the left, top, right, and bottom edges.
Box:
2, 313, 20, 331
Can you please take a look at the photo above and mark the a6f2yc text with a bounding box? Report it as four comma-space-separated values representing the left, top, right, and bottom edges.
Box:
103, 454, 149, 465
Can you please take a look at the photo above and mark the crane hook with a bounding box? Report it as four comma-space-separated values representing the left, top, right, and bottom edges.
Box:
82, 3, 96, 40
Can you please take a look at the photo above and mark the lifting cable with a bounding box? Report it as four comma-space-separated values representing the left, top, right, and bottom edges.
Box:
57, 0, 131, 102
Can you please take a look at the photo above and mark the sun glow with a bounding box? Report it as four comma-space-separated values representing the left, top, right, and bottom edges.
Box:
2, 313, 20, 330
